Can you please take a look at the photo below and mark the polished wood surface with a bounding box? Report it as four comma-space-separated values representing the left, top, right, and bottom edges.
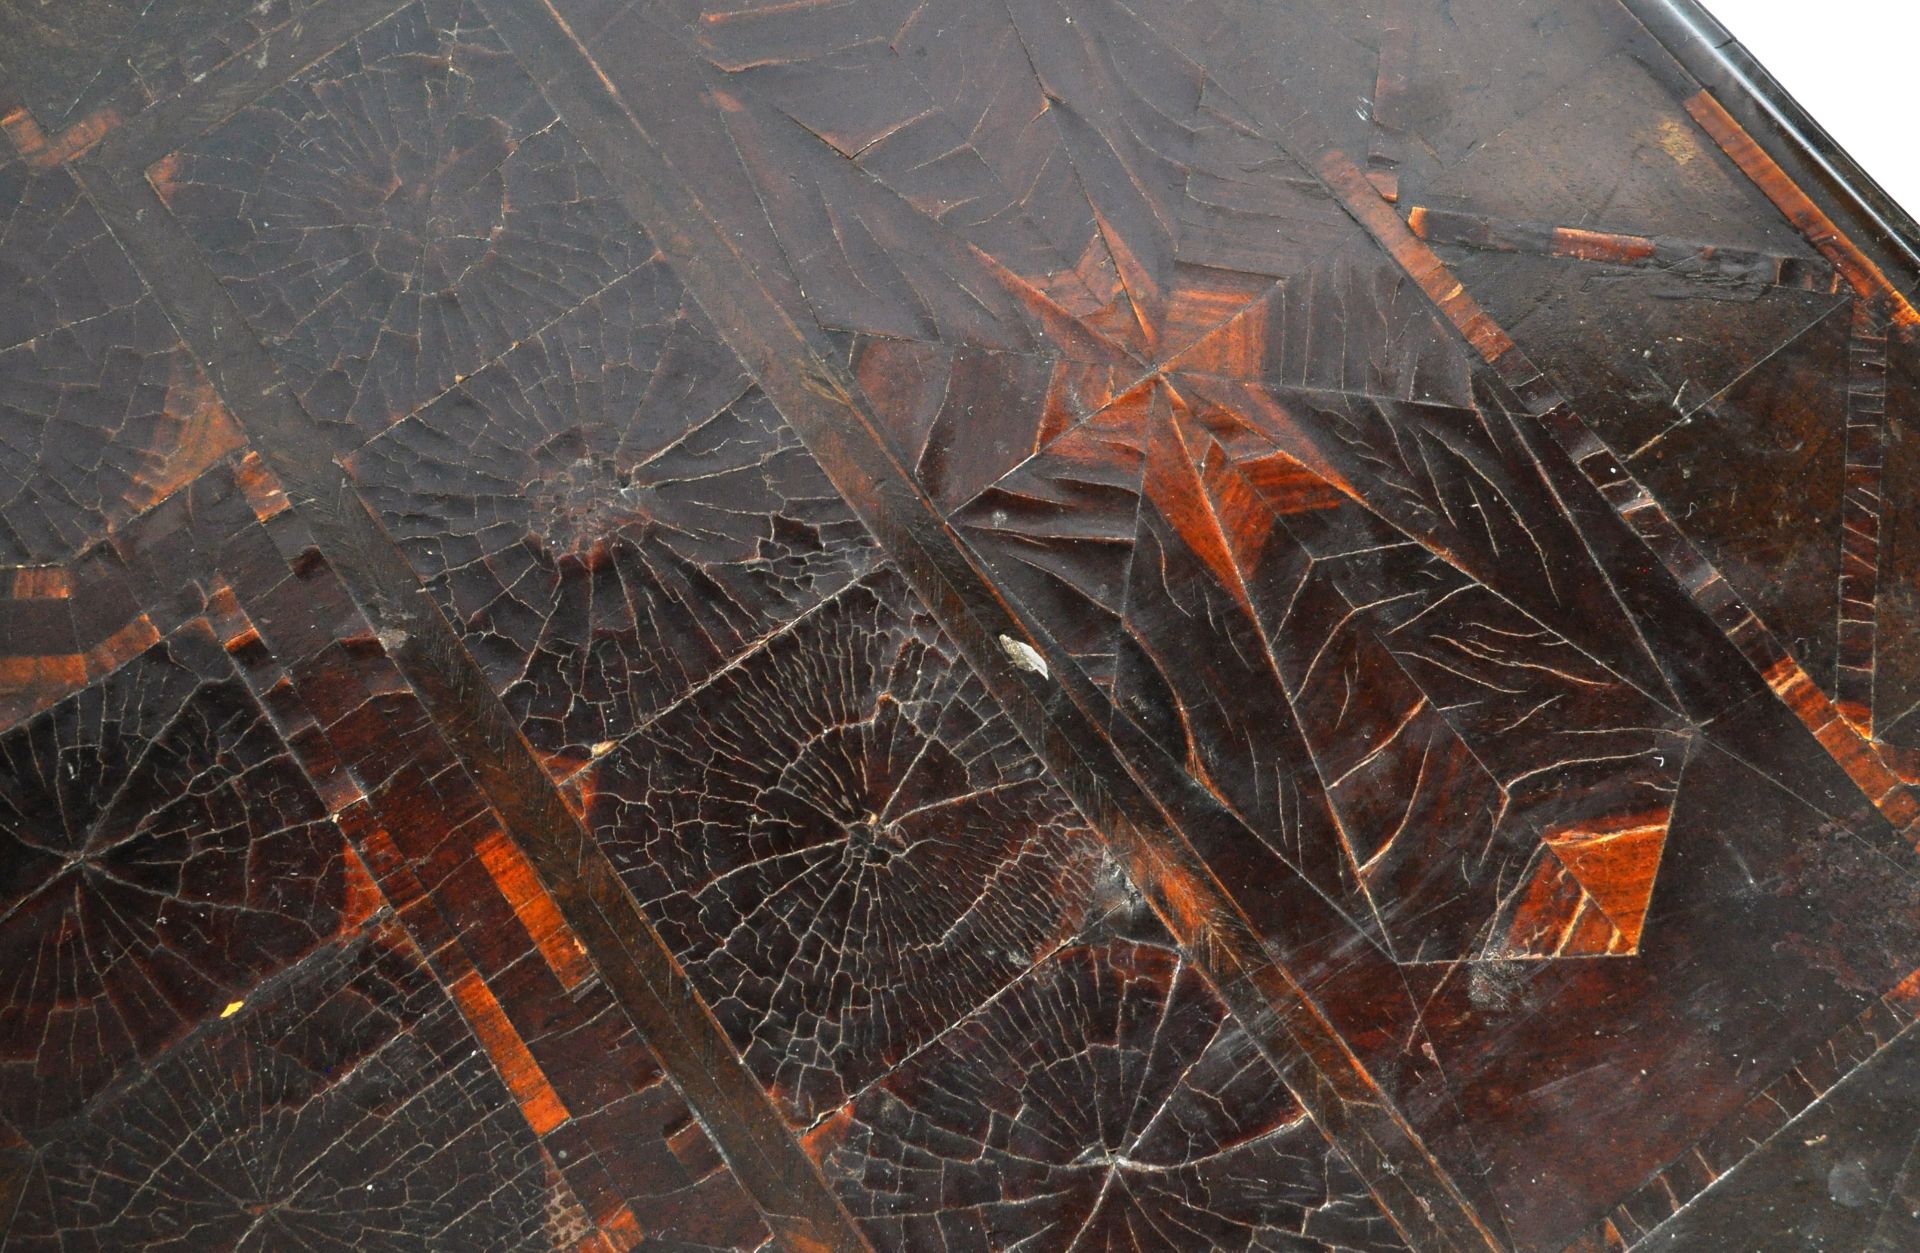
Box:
2, 1, 1917, 1248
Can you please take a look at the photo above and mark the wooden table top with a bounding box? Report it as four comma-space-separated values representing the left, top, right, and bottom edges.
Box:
2, 1, 1916, 1248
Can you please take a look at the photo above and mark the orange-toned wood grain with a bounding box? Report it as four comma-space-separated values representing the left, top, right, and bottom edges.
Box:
1685, 89, 1920, 329
476, 829, 597, 990
2, 105, 120, 166
235, 451, 293, 521
1317, 150, 1518, 364
1544, 814, 1671, 952
128, 366, 246, 515
450, 970, 572, 1136
85, 615, 160, 678
1550, 226, 1659, 265
10, 568, 71, 599
338, 843, 387, 934
0, 655, 86, 689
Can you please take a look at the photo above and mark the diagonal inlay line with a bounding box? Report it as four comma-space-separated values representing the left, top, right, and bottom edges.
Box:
1836, 298, 1892, 739
1682, 89, 1920, 330
482, 1, 1508, 1249
1403, 203, 1842, 294
62, 121, 874, 1253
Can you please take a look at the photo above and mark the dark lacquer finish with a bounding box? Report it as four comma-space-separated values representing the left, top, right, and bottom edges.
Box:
2, 1, 1918, 1250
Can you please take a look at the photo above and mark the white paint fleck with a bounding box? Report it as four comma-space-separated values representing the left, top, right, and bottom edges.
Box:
998, 634, 1049, 679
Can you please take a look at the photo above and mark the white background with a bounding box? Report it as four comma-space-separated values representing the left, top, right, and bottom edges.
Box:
1704, 0, 1920, 219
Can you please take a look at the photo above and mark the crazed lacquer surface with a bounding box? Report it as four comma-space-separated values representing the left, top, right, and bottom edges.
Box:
3, 0, 1919, 1249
